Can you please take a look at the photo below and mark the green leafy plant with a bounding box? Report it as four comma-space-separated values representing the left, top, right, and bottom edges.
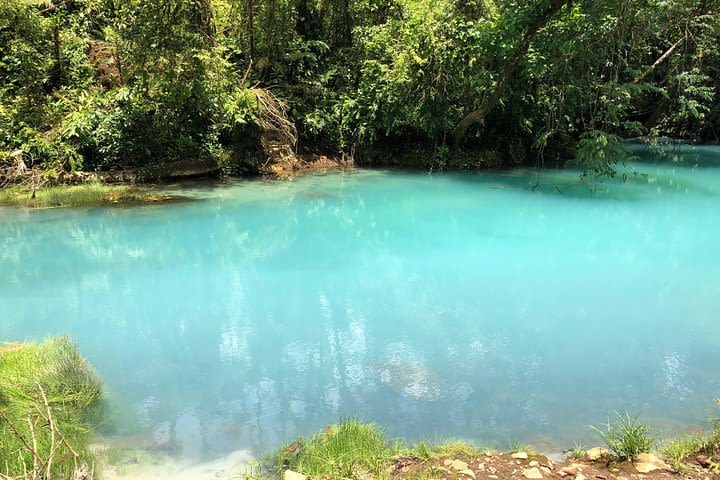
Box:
590, 411, 657, 460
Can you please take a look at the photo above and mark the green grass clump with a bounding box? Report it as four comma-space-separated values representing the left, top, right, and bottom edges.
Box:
508, 440, 536, 455
278, 420, 393, 479
433, 440, 482, 457
590, 411, 656, 460
569, 442, 586, 460
0, 336, 104, 478
0, 182, 186, 209
662, 434, 706, 472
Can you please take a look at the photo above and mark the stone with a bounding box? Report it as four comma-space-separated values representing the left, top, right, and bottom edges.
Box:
540, 467, 551, 474
477, 463, 486, 471
284, 470, 307, 480
586, 447, 610, 461
634, 462, 661, 473
616, 477, 629, 480
513, 452, 530, 460
529, 461, 540, 467
522, 467, 544, 479
489, 476, 499, 479
575, 475, 587, 480
460, 469, 477, 478
634, 453, 672, 471
558, 464, 583, 477
488, 466, 498, 474
445, 459, 469, 471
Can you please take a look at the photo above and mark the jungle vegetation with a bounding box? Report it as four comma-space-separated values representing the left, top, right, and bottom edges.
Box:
0, 0, 718, 179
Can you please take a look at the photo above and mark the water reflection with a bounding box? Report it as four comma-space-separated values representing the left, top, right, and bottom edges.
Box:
1, 151, 720, 462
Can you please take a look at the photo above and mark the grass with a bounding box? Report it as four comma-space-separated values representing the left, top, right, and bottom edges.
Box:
0, 182, 187, 209
590, 410, 656, 460
277, 420, 393, 479
662, 434, 707, 472
661, 399, 720, 471
0, 336, 104, 478
569, 442, 586, 460
266, 421, 494, 480
508, 440, 536, 455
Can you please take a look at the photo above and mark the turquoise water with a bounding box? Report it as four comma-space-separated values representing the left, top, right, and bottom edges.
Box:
2, 144, 720, 462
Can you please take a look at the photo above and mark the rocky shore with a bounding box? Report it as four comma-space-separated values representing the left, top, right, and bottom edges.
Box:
282, 447, 719, 480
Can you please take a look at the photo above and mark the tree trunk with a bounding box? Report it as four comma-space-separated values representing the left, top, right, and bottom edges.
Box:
199, 0, 217, 47
246, 0, 255, 61
453, 0, 567, 146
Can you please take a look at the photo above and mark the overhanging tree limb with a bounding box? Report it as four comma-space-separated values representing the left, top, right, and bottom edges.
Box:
632, 37, 685, 84
454, 0, 567, 146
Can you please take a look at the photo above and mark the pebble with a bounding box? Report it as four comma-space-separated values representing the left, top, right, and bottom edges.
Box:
460, 469, 476, 478
529, 461, 540, 467
575, 475, 587, 480
522, 467, 544, 479
513, 452, 530, 460
444, 459, 469, 471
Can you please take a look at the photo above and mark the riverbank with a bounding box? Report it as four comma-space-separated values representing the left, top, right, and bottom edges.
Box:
0, 182, 190, 209
101, 417, 720, 480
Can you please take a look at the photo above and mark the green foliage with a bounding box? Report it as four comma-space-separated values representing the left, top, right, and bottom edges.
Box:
0, 182, 187, 208
1, 0, 718, 178
590, 411, 657, 461
0, 336, 104, 477
662, 434, 706, 472
569, 442, 586, 460
279, 420, 392, 479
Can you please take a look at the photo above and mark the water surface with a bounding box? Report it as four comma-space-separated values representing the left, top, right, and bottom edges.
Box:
2, 144, 720, 464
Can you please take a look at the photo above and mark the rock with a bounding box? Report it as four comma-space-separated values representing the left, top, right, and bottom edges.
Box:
477, 463, 486, 471
488, 466, 498, 474
444, 459, 469, 471
541, 467, 551, 474
489, 476, 499, 479
522, 467, 544, 479
459, 469, 476, 478
586, 447, 610, 461
634, 453, 673, 472
529, 461, 540, 467
634, 462, 660, 473
284, 470, 307, 480
617, 477, 629, 480
575, 475, 587, 480
513, 452, 530, 460
558, 464, 584, 477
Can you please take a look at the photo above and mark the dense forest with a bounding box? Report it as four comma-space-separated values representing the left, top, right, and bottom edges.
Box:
1, 0, 718, 179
